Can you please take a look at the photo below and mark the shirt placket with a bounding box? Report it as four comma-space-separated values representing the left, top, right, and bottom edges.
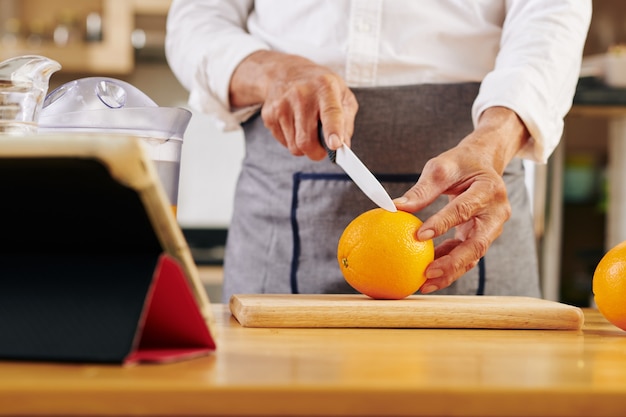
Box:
345, 0, 382, 86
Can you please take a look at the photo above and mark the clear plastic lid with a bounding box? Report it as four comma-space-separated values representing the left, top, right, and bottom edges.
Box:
43, 77, 158, 112
39, 77, 191, 140
38, 107, 191, 140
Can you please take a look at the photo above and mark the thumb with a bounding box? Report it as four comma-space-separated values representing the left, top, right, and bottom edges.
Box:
319, 118, 345, 151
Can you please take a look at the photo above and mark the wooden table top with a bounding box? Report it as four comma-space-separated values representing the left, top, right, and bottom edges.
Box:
1, 305, 625, 417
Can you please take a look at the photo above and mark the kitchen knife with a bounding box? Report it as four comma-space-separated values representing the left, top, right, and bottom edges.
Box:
318, 125, 397, 212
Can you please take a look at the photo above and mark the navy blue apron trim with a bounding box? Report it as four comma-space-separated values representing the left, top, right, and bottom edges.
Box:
476, 257, 485, 295
289, 171, 486, 295
289, 172, 302, 294
375, 173, 420, 183
290, 172, 352, 293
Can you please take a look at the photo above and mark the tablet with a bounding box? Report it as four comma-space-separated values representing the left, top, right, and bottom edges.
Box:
0, 133, 215, 363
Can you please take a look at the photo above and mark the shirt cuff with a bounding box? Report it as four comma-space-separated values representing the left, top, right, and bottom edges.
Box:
191, 34, 270, 130
472, 69, 565, 164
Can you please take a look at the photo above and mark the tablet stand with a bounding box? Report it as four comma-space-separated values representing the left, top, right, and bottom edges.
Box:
0, 138, 216, 364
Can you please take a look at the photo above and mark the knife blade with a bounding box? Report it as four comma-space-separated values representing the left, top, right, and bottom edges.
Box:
318, 125, 397, 212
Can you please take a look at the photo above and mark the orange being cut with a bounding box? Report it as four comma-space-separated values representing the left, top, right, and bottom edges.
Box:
592, 240, 626, 331
337, 208, 434, 300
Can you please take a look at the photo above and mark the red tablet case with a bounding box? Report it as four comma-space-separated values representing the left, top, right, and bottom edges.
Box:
126, 254, 216, 364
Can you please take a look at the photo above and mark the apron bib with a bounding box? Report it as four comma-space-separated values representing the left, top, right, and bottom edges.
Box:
222, 83, 540, 302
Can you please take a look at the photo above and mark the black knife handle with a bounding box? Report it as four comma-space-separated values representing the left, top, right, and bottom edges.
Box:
317, 122, 337, 163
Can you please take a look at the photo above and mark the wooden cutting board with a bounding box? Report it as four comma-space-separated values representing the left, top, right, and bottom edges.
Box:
230, 294, 584, 330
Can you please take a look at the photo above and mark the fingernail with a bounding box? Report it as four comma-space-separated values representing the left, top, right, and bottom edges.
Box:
425, 268, 443, 279
421, 284, 439, 294
328, 133, 342, 149
418, 229, 435, 241
393, 196, 408, 204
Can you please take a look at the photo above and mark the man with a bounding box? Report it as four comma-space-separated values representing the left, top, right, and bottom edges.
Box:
166, 1, 592, 301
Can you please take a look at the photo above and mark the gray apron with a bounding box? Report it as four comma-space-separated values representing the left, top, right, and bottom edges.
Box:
222, 83, 541, 302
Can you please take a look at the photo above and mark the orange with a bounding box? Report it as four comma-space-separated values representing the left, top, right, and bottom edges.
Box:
592, 240, 626, 331
337, 208, 434, 300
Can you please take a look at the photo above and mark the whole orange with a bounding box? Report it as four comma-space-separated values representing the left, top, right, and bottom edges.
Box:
592, 240, 626, 331
337, 208, 434, 300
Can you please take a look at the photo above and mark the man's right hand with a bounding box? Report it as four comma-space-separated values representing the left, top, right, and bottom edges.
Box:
230, 50, 358, 160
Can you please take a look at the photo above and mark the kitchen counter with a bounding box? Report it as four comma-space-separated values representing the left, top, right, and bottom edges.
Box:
0, 305, 624, 417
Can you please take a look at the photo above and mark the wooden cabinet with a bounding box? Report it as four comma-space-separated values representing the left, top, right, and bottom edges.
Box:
0, 0, 171, 74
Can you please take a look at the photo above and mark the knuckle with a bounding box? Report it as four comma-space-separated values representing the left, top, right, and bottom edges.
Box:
455, 199, 475, 223
451, 255, 468, 276
346, 93, 359, 114
287, 144, 304, 157
315, 72, 341, 91
488, 178, 511, 213
466, 260, 479, 272
439, 272, 459, 289
295, 133, 315, 154
501, 199, 512, 220
472, 237, 490, 259
445, 240, 489, 280
261, 103, 276, 122
423, 158, 452, 182
289, 84, 310, 105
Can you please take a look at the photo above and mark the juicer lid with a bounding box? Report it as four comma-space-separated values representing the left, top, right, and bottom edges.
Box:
42, 77, 157, 113
39, 77, 191, 140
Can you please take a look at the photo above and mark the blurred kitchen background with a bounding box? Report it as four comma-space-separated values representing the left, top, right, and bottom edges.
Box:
1, 0, 625, 305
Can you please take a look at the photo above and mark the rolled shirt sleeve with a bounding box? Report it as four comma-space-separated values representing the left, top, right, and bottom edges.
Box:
166, 0, 269, 130
472, 0, 592, 163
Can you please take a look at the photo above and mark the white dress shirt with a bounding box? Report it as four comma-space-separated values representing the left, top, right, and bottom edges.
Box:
166, 0, 591, 163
